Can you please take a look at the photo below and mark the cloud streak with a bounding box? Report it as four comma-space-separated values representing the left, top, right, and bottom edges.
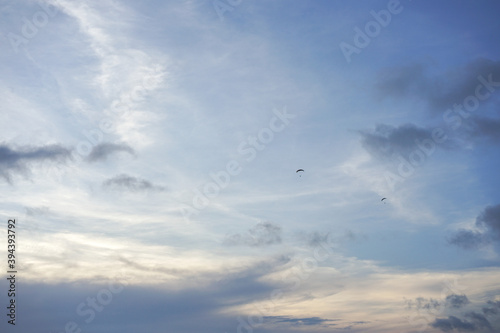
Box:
86, 143, 135, 163
224, 222, 282, 247
102, 174, 166, 192
0, 143, 71, 183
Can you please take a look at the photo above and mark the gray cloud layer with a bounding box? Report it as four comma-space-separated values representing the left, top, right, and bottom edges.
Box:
0, 143, 71, 183
0, 256, 295, 333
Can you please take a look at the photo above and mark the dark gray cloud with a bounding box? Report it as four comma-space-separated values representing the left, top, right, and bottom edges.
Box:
224, 222, 282, 247
449, 204, 500, 249
406, 295, 469, 313
448, 230, 488, 250
0, 143, 71, 183
465, 312, 493, 331
406, 297, 441, 312
431, 315, 476, 332
375, 58, 500, 113
0, 256, 291, 333
431, 311, 493, 332
446, 295, 470, 309
102, 174, 166, 192
482, 301, 500, 316
359, 123, 451, 161
406, 294, 500, 332
86, 143, 135, 163
264, 315, 339, 327
407, 294, 500, 332
476, 204, 500, 239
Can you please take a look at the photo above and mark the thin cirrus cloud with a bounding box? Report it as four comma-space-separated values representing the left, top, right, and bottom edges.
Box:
102, 174, 166, 192
0, 143, 71, 183
85, 142, 135, 163
448, 204, 500, 250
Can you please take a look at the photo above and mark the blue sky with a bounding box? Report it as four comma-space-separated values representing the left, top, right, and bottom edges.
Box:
1, 0, 500, 332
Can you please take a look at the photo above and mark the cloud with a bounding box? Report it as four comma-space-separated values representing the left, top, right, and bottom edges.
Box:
467, 117, 500, 143
264, 315, 339, 327
375, 58, 500, 113
407, 293, 500, 332
375, 63, 430, 101
224, 222, 282, 247
431, 315, 476, 332
465, 312, 492, 331
476, 204, 500, 239
406, 295, 469, 312
359, 123, 448, 161
303, 231, 331, 247
482, 301, 500, 316
449, 204, 500, 249
406, 297, 441, 311
102, 174, 166, 192
431, 311, 493, 332
301, 230, 357, 248
448, 230, 488, 250
446, 295, 470, 309
0, 261, 284, 333
0, 143, 71, 183
86, 143, 135, 163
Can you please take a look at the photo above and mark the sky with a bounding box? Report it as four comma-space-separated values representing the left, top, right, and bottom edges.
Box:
1, 0, 500, 332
